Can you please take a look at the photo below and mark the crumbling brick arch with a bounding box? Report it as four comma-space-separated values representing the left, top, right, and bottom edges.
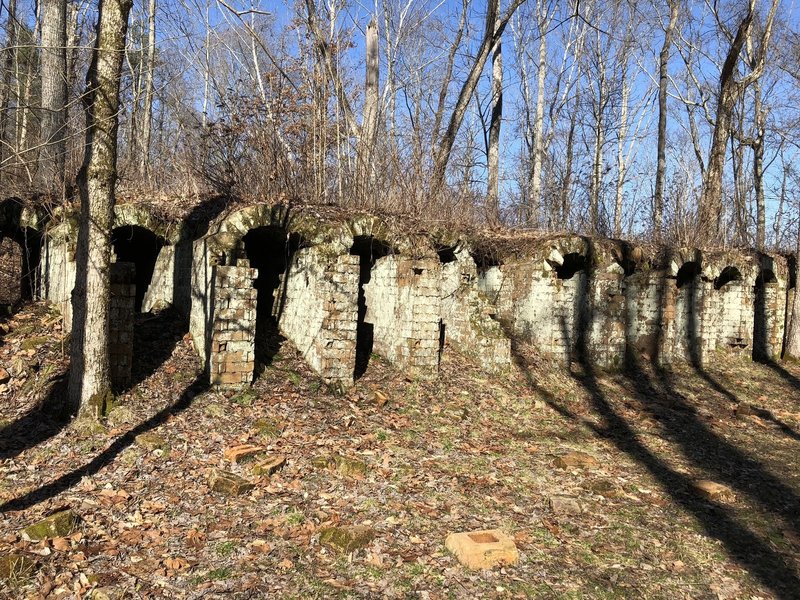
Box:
349, 234, 396, 379
0, 199, 44, 309
111, 225, 167, 312
753, 265, 784, 361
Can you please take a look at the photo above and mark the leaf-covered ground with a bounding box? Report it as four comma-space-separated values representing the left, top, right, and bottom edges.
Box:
1, 302, 799, 599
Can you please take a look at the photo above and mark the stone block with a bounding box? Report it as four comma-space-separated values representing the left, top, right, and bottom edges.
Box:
445, 529, 519, 570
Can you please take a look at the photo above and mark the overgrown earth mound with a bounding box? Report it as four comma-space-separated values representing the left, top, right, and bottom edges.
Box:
1, 302, 799, 598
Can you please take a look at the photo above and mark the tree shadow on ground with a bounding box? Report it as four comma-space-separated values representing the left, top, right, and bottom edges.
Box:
501, 256, 800, 600
1, 374, 208, 513
0, 377, 69, 461
510, 333, 800, 599
126, 307, 189, 391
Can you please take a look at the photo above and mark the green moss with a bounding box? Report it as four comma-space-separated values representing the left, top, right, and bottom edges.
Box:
319, 526, 375, 553
0, 554, 37, 582
22, 510, 78, 541
21, 336, 48, 351
85, 388, 115, 419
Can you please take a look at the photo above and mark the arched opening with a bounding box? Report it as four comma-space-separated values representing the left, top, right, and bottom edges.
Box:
350, 235, 394, 379
617, 257, 636, 277
753, 268, 778, 361
676, 261, 701, 288
471, 247, 501, 273
713, 266, 742, 290
243, 226, 306, 371
0, 227, 41, 311
436, 244, 457, 264
111, 225, 167, 312
554, 252, 587, 280
0, 235, 23, 309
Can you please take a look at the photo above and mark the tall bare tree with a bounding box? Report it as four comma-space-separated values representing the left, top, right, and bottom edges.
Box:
68, 0, 133, 416
653, 0, 679, 239
486, 13, 502, 223
698, 0, 778, 240
38, 0, 68, 189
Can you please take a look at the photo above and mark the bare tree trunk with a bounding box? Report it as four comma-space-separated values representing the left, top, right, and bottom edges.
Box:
753, 83, 766, 250
0, 0, 17, 177
359, 17, 379, 195
529, 22, 546, 227
486, 14, 502, 224
431, 0, 523, 194
653, 0, 678, 240
38, 0, 68, 190
785, 225, 800, 360
699, 0, 777, 240
614, 66, 629, 237
68, 0, 133, 417
140, 0, 156, 177
561, 88, 578, 230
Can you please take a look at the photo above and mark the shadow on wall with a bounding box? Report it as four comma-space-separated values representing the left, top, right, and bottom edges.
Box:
243, 225, 305, 373
350, 235, 394, 380
111, 225, 166, 312
503, 259, 800, 599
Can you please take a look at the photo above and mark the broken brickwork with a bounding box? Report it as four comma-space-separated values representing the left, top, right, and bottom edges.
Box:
276, 248, 360, 386
0, 235, 22, 307
109, 262, 136, 389
440, 248, 511, 371
364, 256, 443, 378
209, 262, 258, 386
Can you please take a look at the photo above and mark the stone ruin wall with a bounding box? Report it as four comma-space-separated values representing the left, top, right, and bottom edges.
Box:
3, 199, 796, 390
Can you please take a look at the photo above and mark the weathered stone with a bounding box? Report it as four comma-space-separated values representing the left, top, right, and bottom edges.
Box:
209, 469, 254, 496
553, 451, 599, 470
313, 454, 367, 478
319, 526, 375, 553
135, 432, 170, 454
0, 554, 37, 581
693, 480, 735, 502
106, 405, 136, 426
22, 510, 78, 541
224, 444, 266, 464
588, 479, 623, 498
445, 529, 519, 570
253, 417, 282, 438
252, 454, 286, 476
549, 496, 583, 515
91, 587, 125, 600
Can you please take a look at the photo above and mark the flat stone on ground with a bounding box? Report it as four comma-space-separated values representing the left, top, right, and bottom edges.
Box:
208, 469, 255, 496
0, 554, 37, 581
553, 450, 599, 470
588, 479, 623, 498
135, 432, 170, 453
252, 454, 286, 476
313, 454, 367, 478
22, 510, 78, 541
693, 480, 735, 502
319, 526, 376, 553
549, 495, 583, 515
445, 529, 519, 570
223, 444, 266, 464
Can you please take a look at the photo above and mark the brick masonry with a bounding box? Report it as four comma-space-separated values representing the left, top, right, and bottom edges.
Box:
109, 262, 136, 389
20, 207, 799, 387
276, 248, 360, 386
209, 261, 258, 387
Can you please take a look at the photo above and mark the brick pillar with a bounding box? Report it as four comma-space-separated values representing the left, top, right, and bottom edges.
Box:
209, 261, 258, 387
109, 261, 136, 390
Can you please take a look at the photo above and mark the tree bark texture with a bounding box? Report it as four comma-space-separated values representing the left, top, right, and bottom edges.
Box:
486, 14, 502, 224
68, 0, 133, 416
653, 0, 678, 240
38, 0, 68, 189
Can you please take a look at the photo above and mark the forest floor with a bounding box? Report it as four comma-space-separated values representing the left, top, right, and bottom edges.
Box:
0, 302, 799, 599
